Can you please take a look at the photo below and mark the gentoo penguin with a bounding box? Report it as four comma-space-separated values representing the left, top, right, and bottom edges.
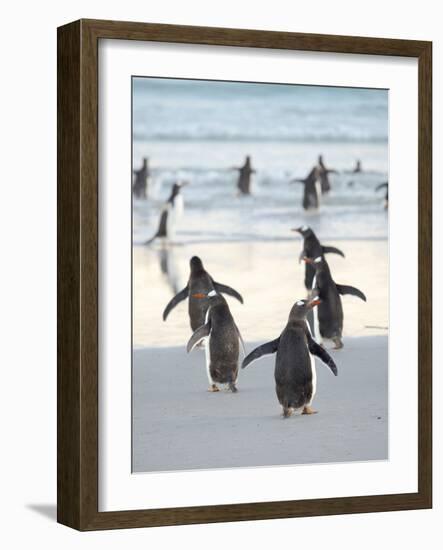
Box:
233, 155, 255, 196
187, 290, 244, 392
163, 256, 243, 332
145, 181, 187, 244
317, 155, 337, 194
375, 181, 389, 210
291, 166, 321, 210
292, 225, 345, 290
133, 157, 150, 199
353, 159, 362, 174
242, 298, 338, 417
304, 256, 366, 349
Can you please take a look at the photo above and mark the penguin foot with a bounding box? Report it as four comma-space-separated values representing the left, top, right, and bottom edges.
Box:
228, 383, 238, 393
332, 338, 344, 350
207, 384, 220, 392
302, 406, 318, 415
282, 407, 293, 418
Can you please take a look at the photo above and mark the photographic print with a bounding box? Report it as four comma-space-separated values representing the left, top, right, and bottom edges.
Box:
131, 77, 389, 473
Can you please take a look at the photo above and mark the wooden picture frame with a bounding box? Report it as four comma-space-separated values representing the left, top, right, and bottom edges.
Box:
57, 19, 432, 530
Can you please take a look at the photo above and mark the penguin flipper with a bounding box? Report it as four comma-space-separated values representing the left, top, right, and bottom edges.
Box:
336, 284, 367, 302
241, 338, 280, 369
306, 333, 338, 376
213, 281, 244, 304
162, 286, 189, 321
322, 245, 345, 258
186, 322, 211, 353
375, 182, 388, 191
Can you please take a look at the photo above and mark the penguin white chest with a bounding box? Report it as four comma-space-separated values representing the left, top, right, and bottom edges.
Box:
305, 321, 317, 402
173, 194, 184, 219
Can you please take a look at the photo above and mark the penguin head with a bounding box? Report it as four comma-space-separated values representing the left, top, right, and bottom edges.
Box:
303, 255, 325, 270
190, 256, 204, 273
170, 180, 188, 199
292, 225, 311, 236
289, 297, 322, 320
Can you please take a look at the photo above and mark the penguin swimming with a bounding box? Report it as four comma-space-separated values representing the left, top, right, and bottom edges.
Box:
133, 157, 150, 199
292, 225, 345, 290
163, 256, 244, 332
375, 181, 389, 210
317, 155, 337, 194
291, 166, 321, 210
233, 155, 255, 196
145, 181, 187, 244
303, 256, 366, 349
242, 298, 337, 417
187, 290, 244, 393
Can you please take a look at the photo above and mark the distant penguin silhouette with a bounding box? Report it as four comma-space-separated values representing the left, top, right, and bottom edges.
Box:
233, 155, 255, 195
242, 297, 337, 417
353, 159, 362, 173
303, 256, 366, 349
133, 157, 150, 198
187, 290, 245, 393
163, 256, 243, 332
317, 155, 337, 194
145, 181, 187, 244
291, 166, 321, 210
375, 181, 389, 210
292, 226, 345, 290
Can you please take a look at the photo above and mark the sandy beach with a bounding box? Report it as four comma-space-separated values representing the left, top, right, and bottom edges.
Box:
132, 239, 388, 472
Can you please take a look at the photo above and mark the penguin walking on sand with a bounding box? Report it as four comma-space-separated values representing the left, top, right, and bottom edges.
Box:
317, 155, 337, 194
292, 225, 345, 290
133, 157, 150, 199
291, 166, 321, 210
375, 181, 389, 210
233, 155, 256, 196
145, 181, 188, 244
242, 298, 338, 417
187, 290, 244, 393
163, 256, 244, 332
303, 256, 366, 349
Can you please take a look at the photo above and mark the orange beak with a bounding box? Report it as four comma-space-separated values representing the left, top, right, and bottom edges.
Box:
309, 298, 322, 308
192, 293, 206, 299
303, 256, 314, 264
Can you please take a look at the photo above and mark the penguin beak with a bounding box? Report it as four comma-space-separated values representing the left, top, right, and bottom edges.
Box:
192, 293, 206, 299
308, 298, 322, 308
291, 227, 302, 234
179, 181, 189, 187
303, 256, 314, 264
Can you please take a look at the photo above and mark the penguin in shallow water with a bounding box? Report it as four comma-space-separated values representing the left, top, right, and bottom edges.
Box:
145, 181, 187, 244
163, 256, 244, 332
292, 225, 345, 290
242, 298, 338, 417
303, 256, 366, 349
291, 166, 321, 210
187, 290, 244, 393
375, 181, 389, 210
133, 157, 150, 199
317, 155, 337, 194
233, 155, 256, 196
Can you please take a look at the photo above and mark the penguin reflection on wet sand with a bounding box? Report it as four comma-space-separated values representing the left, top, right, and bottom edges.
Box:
292, 225, 345, 290
242, 298, 338, 417
133, 157, 150, 199
290, 166, 321, 210
317, 155, 337, 194
375, 181, 389, 210
304, 256, 366, 349
187, 290, 245, 393
163, 256, 243, 332
145, 181, 188, 244
233, 155, 256, 196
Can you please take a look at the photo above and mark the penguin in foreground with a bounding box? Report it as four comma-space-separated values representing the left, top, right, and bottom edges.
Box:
291, 166, 321, 210
317, 155, 337, 194
145, 181, 188, 244
133, 157, 150, 198
187, 290, 244, 393
375, 181, 389, 210
242, 298, 338, 417
292, 225, 345, 290
303, 256, 366, 349
233, 155, 256, 196
163, 256, 244, 331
